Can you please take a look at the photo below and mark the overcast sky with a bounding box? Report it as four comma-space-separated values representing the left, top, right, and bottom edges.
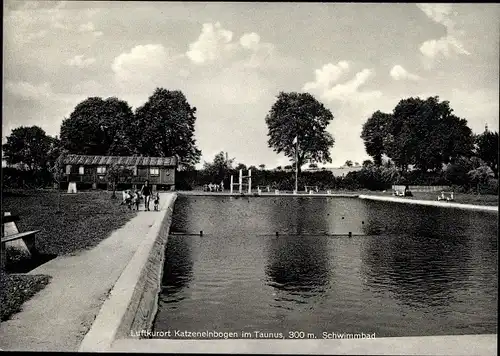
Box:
3, 1, 499, 168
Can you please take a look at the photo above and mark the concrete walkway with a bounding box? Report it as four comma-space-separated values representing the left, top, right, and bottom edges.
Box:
359, 194, 498, 212
0, 193, 175, 352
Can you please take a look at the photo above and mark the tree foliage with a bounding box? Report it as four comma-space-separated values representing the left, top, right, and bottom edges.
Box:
365, 96, 474, 172
362, 159, 373, 167
265, 92, 335, 172
474, 130, 498, 178
202, 151, 234, 182
2, 126, 53, 172
361, 110, 390, 166
344, 160, 353, 167
60, 97, 135, 156
133, 88, 201, 166
106, 163, 134, 198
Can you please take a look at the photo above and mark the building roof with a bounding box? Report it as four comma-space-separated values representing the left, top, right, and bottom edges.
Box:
62, 154, 177, 166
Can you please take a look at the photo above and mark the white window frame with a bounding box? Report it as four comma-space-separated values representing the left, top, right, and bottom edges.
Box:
150, 167, 159, 176
97, 166, 107, 175
79, 166, 85, 175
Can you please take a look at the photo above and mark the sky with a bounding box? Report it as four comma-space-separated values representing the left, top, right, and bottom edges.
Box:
3, 1, 499, 169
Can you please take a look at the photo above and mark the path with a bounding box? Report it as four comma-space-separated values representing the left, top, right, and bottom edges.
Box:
359, 194, 498, 212
0, 193, 175, 351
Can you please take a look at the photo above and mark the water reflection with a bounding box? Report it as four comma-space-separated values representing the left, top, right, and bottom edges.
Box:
265, 198, 331, 306
360, 201, 489, 309
161, 235, 194, 298
155, 196, 498, 337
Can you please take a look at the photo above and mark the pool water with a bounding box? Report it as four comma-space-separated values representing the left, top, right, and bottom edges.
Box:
153, 196, 498, 338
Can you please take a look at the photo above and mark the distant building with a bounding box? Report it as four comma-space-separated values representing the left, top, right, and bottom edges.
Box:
303, 165, 363, 177
61, 154, 178, 190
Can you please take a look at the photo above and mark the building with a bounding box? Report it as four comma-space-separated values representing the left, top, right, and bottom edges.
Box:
61, 154, 178, 190
302, 165, 363, 177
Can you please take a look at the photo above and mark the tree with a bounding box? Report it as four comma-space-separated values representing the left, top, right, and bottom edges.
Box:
60, 97, 135, 156
2, 126, 54, 186
468, 164, 495, 194
345, 160, 353, 167
133, 88, 201, 166
106, 164, 134, 199
203, 151, 234, 182
259, 164, 266, 170
309, 163, 318, 169
275, 166, 282, 171
361, 111, 391, 166
475, 129, 498, 178
265, 92, 335, 173
354, 162, 359, 166
235, 163, 248, 171
362, 159, 373, 167
384, 96, 474, 172
50, 150, 69, 213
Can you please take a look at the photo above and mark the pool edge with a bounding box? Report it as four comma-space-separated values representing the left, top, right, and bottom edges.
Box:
359, 194, 498, 212
78, 193, 178, 352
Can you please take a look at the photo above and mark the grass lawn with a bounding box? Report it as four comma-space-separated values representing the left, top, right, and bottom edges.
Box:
0, 270, 51, 321
1, 189, 137, 321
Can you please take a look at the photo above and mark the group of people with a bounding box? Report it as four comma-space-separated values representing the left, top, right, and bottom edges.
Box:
204, 181, 224, 192
121, 180, 160, 211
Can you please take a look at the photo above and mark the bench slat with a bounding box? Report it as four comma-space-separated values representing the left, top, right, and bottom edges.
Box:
1, 230, 40, 244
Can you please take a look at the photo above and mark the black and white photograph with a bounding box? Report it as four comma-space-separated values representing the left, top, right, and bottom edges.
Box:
1, 1, 498, 354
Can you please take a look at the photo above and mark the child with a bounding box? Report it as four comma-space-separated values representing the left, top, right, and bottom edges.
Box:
153, 193, 160, 211
124, 190, 133, 210
132, 190, 141, 211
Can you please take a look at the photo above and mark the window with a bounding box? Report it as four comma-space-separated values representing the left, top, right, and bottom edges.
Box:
97, 166, 106, 175
150, 167, 159, 176
66, 165, 71, 174
79, 166, 84, 175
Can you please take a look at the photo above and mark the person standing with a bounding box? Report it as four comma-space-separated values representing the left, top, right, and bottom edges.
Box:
141, 180, 152, 211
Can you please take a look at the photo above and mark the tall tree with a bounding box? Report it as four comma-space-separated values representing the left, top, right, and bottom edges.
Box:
265, 92, 335, 173
361, 110, 391, 166
60, 97, 135, 156
133, 88, 201, 166
384, 96, 474, 172
2, 126, 53, 173
475, 129, 498, 178
344, 160, 353, 167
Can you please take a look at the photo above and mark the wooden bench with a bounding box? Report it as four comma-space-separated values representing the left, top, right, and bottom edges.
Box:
1, 212, 40, 258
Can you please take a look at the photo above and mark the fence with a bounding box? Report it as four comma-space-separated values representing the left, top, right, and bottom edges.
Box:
392, 185, 451, 192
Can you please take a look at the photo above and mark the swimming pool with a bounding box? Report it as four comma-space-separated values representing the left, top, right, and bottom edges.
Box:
153, 195, 497, 338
